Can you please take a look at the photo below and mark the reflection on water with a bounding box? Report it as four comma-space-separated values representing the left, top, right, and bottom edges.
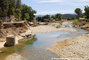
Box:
20, 28, 87, 60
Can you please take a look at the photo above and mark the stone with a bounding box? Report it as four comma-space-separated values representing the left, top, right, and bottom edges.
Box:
0, 50, 4, 53
4, 35, 15, 47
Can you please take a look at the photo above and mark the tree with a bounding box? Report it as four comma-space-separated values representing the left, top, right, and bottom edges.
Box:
24, 13, 30, 20
0, 0, 9, 17
75, 8, 82, 18
29, 10, 36, 20
51, 16, 56, 19
16, 0, 21, 9
84, 6, 89, 19
21, 4, 36, 21
7, 0, 16, 16
37, 16, 43, 22
0, 0, 36, 22
14, 0, 21, 20
15, 9, 21, 20
55, 13, 62, 20
43, 15, 50, 19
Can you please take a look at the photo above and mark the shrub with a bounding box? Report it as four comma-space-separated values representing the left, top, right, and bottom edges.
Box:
73, 19, 86, 26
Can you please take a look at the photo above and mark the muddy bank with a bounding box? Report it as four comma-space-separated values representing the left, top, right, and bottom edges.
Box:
48, 34, 89, 60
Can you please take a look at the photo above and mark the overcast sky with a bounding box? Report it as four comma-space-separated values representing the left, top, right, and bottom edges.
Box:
22, 0, 89, 15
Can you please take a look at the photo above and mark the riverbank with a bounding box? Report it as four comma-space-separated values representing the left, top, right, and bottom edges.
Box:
5, 53, 25, 60
48, 34, 89, 60
73, 20, 89, 32
0, 22, 81, 60
30, 23, 77, 34
0, 35, 36, 60
0, 28, 32, 49
0, 22, 77, 49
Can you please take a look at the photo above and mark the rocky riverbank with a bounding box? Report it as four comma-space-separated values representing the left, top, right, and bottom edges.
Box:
0, 22, 80, 60
0, 22, 77, 48
48, 34, 89, 60
5, 53, 26, 60
73, 22, 89, 32
30, 23, 77, 34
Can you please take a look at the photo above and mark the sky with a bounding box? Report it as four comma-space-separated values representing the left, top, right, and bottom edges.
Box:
22, 0, 89, 15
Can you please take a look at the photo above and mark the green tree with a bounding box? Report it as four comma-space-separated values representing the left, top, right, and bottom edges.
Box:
21, 4, 36, 21
24, 13, 30, 20
37, 16, 43, 22
7, 0, 16, 16
84, 6, 89, 19
16, 0, 21, 9
43, 15, 50, 19
15, 0, 21, 20
29, 10, 36, 20
15, 9, 21, 20
55, 13, 62, 20
51, 16, 56, 19
0, 0, 9, 17
75, 8, 82, 19
0, 0, 36, 22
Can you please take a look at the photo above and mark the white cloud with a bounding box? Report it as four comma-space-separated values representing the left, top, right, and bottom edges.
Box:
38, 0, 63, 3
81, 0, 89, 2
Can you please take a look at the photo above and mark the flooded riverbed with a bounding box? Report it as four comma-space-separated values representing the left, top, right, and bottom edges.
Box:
20, 28, 87, 60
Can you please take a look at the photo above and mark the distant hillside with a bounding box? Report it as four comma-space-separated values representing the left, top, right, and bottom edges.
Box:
35, 14, 77, 18
62, 14, 77, 19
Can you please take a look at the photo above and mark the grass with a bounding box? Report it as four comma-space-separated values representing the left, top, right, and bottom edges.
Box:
0, 35, 37, 60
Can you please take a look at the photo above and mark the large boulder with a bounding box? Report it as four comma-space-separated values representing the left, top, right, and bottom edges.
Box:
4, 35, 15, 47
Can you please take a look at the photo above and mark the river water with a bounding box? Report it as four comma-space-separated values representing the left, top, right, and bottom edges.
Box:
20, 27, 87, 60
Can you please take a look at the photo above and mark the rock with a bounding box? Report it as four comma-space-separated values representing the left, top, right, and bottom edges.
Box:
4, 35, 15, 47
0, 50, 4, 53
25, 34, 31, 38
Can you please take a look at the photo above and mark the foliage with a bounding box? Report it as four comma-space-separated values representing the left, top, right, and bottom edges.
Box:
75, 8, 82, 18
0, 0, 36, 21
21, 4, 36, 21
0, 0, 9, 17
24, 13, 30, 20
55, 13, 62, 20
36, 16, 43, 22
16, 0, 21, 9
73, 19, 80, 25
84, 6, 89, 19
73, 19, 86, 26
37, 14, 62, 22
14, 9, 21, 20
79, 21, 86, 26
51, 16, 56, 19
43, 14, 50, 19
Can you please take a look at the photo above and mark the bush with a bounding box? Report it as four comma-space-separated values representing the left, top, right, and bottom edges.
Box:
79, 21, 86, 26
73, 19, 80, 25
73, 19, 86, 26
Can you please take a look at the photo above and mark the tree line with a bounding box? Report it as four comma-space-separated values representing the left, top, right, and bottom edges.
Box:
36, 14, 62, 22
0, 0, 36, 21
37, 5, 89, 22
75, 6, 89, 19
